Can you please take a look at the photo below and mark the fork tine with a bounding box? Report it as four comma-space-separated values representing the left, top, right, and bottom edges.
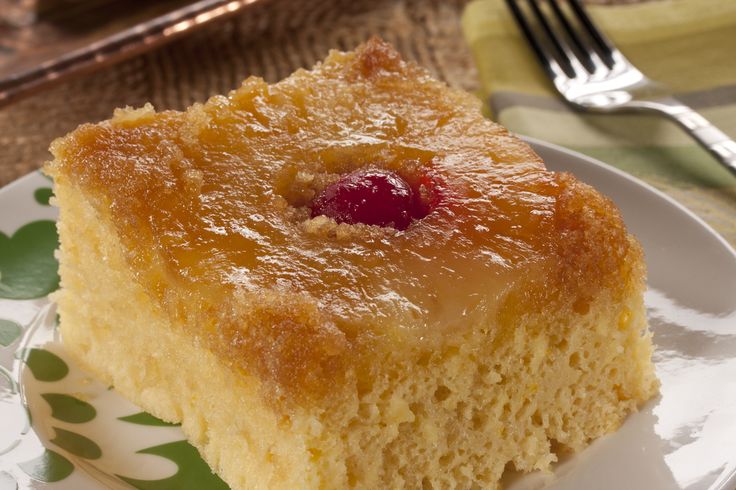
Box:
567, 0, 617, 67
547, 0, 595, 72
526, 0, 591, 79
546, 0, 606, 73
505, 0, 574, 80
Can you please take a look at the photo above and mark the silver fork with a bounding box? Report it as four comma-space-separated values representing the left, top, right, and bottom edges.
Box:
506, 0, 736, 176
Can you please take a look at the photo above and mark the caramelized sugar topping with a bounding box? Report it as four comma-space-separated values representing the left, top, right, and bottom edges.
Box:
48, 38, 635, 402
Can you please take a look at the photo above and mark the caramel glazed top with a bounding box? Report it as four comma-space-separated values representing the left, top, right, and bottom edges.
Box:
48, 38, 640, 405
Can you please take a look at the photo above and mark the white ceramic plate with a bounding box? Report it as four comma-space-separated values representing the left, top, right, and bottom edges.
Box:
1, 139, 735, 490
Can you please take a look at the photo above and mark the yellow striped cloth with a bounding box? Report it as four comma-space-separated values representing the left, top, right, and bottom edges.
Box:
462, 0, 736, 245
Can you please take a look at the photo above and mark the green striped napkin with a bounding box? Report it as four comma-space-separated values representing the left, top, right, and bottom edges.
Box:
461, 0, 736, 245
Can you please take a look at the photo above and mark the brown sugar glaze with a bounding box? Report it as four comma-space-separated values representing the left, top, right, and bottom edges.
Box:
49, 39, 636, 403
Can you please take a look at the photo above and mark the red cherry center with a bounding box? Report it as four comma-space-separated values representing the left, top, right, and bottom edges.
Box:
311, 169, 431, 230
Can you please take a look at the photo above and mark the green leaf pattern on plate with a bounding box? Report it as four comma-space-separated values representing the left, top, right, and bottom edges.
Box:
0, 220, 59, 300
118, 412, 181, 427
18, 450, 74, 483
34, 188, 53, 206
50, 428, 102, 460
118, 441, 229, 490
17, 348, 69, 382
41, 394, 96, 423
0, 319, 22, 347
2, 175, 234, 488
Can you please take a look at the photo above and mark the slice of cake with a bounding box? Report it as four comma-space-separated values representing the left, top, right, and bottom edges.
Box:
45, 38, 658, 489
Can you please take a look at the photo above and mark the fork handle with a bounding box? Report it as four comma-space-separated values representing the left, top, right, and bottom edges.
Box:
647, 97, 736, 176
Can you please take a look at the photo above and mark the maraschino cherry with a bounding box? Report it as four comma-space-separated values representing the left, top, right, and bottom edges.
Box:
311, 168, 429, 230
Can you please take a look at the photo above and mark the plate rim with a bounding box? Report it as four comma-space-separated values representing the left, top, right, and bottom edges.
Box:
524, 135, 736, 262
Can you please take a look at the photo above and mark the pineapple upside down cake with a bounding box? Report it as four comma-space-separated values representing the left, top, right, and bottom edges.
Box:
46, 38, 658, 489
